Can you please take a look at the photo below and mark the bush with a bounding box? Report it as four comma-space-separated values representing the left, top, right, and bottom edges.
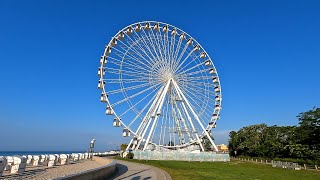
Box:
126, 152, 134, 159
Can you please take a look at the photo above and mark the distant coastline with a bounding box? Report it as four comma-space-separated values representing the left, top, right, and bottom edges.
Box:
0, 151, 84, 156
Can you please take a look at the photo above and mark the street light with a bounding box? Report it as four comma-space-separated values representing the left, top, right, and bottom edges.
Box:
90, 139, 96, 160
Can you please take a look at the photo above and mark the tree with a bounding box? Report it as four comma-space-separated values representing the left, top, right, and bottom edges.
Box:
120, 144, 128, 151
228, 107, 320, 164
203, 134, 214, 151
295, 107, 320, 150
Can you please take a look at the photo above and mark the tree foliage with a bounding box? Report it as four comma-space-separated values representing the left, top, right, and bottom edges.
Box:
120, 143, 128, 151
228, 107, 320, 164
203, 133, 214, 151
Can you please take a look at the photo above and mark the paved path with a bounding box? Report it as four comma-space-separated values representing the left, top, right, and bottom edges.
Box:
110, 159, 171, 180
0, 157, 112, 180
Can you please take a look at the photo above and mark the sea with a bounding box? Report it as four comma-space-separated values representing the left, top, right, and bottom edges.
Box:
0, 151, 84, 157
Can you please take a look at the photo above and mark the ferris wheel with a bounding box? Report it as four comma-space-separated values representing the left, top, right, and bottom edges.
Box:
98, 21, 222, 152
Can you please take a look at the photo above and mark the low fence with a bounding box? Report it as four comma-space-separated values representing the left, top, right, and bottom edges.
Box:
231, 157, 319, 171
133, 150, 230, 162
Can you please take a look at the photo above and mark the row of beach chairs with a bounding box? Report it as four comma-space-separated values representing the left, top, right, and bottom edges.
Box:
0, 153, 92, 177
92, 151, 119, 156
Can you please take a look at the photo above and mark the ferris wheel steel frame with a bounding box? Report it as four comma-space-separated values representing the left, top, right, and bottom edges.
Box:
98, 21, 222, 152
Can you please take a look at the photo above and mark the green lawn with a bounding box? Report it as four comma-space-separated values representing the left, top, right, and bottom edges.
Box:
116, 158, 320, 180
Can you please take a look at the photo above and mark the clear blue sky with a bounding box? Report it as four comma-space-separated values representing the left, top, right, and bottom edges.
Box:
0, 0, 319, 151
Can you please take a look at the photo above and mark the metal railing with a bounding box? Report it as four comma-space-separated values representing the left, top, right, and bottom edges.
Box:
231, 157, 319, 171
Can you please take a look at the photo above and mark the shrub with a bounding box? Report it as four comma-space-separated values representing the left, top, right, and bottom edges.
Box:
126, 152, 134, 159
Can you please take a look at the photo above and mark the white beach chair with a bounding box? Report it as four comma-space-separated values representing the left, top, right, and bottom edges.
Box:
39, 155, 46, 165
31, 155, 39, 166
4, 156, 13, 171
84, 153, 89, 159
78, 153, 82, 160
9, 156, 21, 174
59, 154, 67, 165
17, 156, 27, 173
26, 155, 32, 164
54, 154, 60, 165
47, 155, 55, 167
72, 154, 79, 161
0, 156, 7, 176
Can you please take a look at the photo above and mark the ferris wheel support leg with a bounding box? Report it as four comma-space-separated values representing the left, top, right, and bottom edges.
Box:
136, 117, 153, 150
180, 98, 204, 151
171, 80, 204, 151
126, 139, 134, 151
135, 85, 166, 150
143, 79, 171, 151
172, 79, 218, 152
126, 87, 165, 151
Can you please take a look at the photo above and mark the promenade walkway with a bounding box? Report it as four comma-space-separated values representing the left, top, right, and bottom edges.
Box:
110, 159, 172, 180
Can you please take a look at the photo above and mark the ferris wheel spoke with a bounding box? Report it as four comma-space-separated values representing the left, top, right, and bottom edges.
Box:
119, 85, 159, 118
144, 30, 164, 65
169, 33, 176, 70
156, 30, 168, 67
176, 56, 204, 75
124, 32, 159, 66
107, 56, 150, 73
127, 29, 160, 65
104, 78, 150, 84
140, 28, 161, 61
179, 75, 212, 82
180, 88, 211, 126
107, 61, 153, 76
179, 79, 212, 87
112, 46, 153, 70
114, 40, 158, 70
180, 87, 208, 112
132, 30, 159, 64
174, 41, 189, 70
120, 64, 152, 76
173, 49, 197, 73
107, 82, 152, 95
111, 82, 162, 107
176, 53, 201, 73
173, 34, 183, 61
106, 67, 151, 77
150, 29, 167, 69
178, 69, 208, 77
116, 36, 156, 68
180, 84, 211, 105
164, 29, 171, 69
182, 84, 216, 99
127, 91, 159, 129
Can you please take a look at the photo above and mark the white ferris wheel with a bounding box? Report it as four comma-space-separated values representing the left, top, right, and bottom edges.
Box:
98, 21, 222, 152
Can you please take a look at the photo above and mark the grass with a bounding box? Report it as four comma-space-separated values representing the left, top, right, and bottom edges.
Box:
115, 158, 320, 180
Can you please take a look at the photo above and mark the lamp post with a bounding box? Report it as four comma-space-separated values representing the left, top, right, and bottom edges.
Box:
90, 139, 96, 160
